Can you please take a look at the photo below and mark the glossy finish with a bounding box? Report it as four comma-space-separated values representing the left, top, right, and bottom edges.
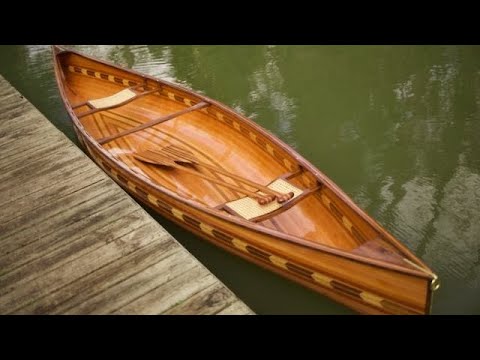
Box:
53, 46, 438, 314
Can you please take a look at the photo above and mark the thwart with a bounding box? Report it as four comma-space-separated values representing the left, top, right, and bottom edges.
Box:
52, 45, 439, 314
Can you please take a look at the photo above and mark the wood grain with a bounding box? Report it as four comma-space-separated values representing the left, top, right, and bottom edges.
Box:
52, 46, 439, 314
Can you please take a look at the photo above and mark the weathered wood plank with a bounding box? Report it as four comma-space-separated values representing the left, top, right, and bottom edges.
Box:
0, 178, 113, 241
0, 113, 48, 142
0, 142, 77, 177
0, 118, 61, 143
164, 282, 239, 315
0, 204, 141, 283
216, 300, 255, 315
0, 166, 102, 219
1, 221, 168, 313
23, 240, 178, 314
64, 246, 194, 314
0, 74, 253, 315
114, 266, 218, 314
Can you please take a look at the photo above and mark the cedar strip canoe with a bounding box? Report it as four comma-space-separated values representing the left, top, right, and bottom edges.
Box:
52, 45, 439, 314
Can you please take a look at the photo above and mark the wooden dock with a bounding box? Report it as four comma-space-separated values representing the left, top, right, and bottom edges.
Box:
0, 75, 253, 315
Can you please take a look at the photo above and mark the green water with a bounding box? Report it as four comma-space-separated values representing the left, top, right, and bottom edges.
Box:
1, 45, 479, 314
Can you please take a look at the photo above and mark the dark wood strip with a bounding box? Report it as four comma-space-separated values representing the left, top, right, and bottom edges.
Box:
286, 262, 314, 279
135, 186, 149, 200
183, 215, 201, 229
330, 280, 362, 299
212, 230, 233, 244
223, 117, 233, 126
245, 245, 270, 261
352, 227, 367, 243
117, 174, 128, 184
156, 199, 172, 213
329, 202, 343, 220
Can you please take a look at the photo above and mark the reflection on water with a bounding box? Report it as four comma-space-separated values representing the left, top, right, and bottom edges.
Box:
248, 46, 298, 147
1, 45, 479, 314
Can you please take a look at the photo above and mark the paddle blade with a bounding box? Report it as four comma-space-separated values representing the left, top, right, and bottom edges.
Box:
138, 146, 194, 165
133, 150, 176, 167
159, 145, 197, 164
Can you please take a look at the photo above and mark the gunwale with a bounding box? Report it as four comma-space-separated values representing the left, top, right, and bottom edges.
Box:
52, 46, 436, 283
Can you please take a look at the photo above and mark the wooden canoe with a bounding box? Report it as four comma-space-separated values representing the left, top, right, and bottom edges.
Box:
52, 45, 439, 315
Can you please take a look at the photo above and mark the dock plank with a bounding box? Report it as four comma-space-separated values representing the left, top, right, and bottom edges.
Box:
0, 75, 253, 315
3, 222, 166, 313
164, 283, 241, 315
0, 205, 142, 287
65, 246, 194, 314
114, 265, 218, 315
24, 241, 178, 314
217, 300, 254, 315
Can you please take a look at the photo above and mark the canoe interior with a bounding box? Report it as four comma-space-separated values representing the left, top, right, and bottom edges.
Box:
58, 51, 390, 253
53, 49, 440, 314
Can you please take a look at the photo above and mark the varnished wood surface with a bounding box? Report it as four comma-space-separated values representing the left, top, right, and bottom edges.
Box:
53, 46, 439, 314
0, 75, 253, 315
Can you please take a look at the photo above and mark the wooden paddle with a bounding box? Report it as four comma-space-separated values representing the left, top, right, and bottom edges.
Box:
98, 101, 209, 145
133, 150, 275, 205
156, 145, 294, 203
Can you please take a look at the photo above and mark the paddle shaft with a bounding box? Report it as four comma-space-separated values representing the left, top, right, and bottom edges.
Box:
134, 153, 271, 203
194, 160, 288, 198
168, 162, 274, 203
160, 147, 293, 202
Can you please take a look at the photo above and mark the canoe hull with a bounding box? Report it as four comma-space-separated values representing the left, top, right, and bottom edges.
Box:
55, 46, 437, 315
76, 128, 432, 315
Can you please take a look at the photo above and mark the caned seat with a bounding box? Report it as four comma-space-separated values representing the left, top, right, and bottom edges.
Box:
87, 88, 137, 109
73, 85, 160, 118
224, 178, 303, 220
